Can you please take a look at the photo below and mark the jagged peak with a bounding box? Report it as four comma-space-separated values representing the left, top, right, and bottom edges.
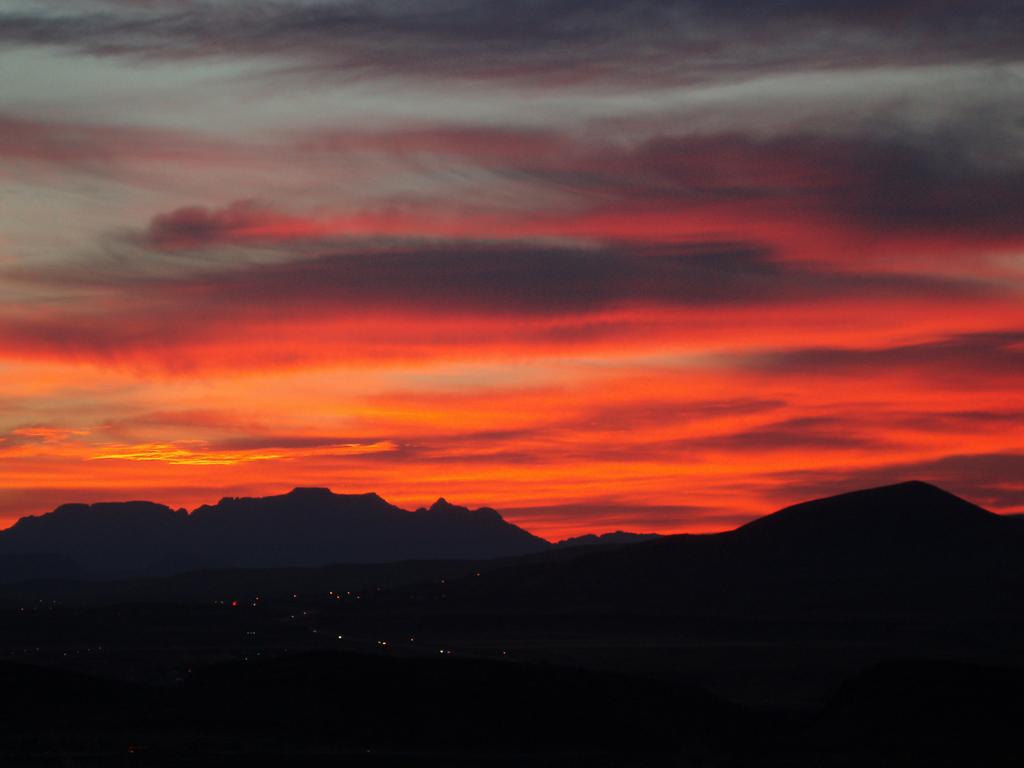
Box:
421, 498, 505, 523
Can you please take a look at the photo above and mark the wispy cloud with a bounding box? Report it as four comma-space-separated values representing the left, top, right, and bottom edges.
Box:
1, 0, 1022, 535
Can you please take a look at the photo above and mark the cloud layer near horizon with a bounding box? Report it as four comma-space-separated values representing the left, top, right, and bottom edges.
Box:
1, 0, 1022, 537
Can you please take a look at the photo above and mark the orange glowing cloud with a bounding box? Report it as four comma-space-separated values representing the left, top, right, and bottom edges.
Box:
3, 18, 1023, 540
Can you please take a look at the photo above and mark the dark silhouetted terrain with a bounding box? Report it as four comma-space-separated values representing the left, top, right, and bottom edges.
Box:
425, 481, 1024, 616
0, 651, 1021, 766
554, 530, 661, 548
0, 481, 1022, 764
0, 489, 551, 576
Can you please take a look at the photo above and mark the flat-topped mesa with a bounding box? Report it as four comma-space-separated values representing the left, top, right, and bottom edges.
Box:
284, 487, 386, 503
45, 500, 180, 519
196, 489, 393, 518
287, 486, 335, 498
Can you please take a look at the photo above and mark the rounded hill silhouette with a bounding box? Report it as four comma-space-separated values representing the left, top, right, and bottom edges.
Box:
436, 481, 1024, 617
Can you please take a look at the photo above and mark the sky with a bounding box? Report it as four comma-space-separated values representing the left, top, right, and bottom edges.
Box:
0, 0, 1022, 538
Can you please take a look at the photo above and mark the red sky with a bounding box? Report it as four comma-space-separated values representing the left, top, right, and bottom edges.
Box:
0, 1, 1022, 539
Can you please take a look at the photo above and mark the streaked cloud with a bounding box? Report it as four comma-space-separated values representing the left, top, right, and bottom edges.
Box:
1, 0, 1022, 535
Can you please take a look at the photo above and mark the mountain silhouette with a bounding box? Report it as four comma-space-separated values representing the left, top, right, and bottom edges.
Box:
0, 488, 549, 577
2, 480, 1017, 605
0, 481, 1021, 765
555, 531, 661, 548
0, 501, 190, 575
431, 481, 1024, 616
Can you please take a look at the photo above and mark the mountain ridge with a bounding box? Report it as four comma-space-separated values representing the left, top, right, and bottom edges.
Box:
420, 481, 1024, 617
0, 488, 552, 577
0, 480, 1013, 594
555, 531, 661, 548
0, 487, 654, 579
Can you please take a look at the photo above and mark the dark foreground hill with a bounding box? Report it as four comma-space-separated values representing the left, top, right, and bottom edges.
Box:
0, 489, 550, 577
0, 650, 1020, 767
0, 651, 750, 767
0, 481, 1020, 728
429, 481, 1024, 617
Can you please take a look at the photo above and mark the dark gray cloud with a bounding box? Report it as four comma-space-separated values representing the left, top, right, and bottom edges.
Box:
102, 237, 995, 322
750, 331, 1024, 381
286, 128, 1024, 240
1, 1, 1021, 83
145, 200, 269, 250
7, 109, 1024, 245
794, 134, 1024, 236
0, 233, 999, 366
549, 131, 1024, 237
